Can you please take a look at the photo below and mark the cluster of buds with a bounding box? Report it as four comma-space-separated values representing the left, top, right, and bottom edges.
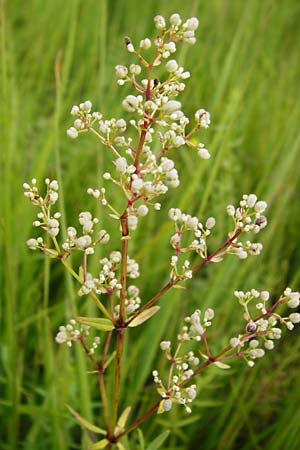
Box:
23, 179, 62, 251
169, 208, 216, 260
67, 101, 102, 139
229, 288, 300, 366
179, 309, 215, 342
66, 13, 211, 229
62, 212, 110, 254
114, 285, 141, 318
227, 194, 268, 234
78, 251, 139, 296
55, 319, 90, 347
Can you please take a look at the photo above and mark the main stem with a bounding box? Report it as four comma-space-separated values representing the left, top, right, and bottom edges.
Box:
112, 60, 153, 431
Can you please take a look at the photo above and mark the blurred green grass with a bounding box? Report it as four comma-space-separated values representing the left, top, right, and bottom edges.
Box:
1, 0, 300, 449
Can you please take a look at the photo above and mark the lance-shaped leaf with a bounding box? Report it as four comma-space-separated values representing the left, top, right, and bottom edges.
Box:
65, 404, 106, 435
145, 430, 170, 450
76, 316, 115, 331
114, 406, 131, 436
117, 443, 126, 450
128, 306, 160, 327
88, 439, 110, 449
214, 360, 231, 369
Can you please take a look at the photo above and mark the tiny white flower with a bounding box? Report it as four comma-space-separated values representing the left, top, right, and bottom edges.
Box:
128, 215, 138, 230
198, 147, 211, 159
205, 217, 216, 229
162, 399, 172, 412
166, 59, 178, 73
289, 313, 300, 324
67, 127, 78, 139
160, 341, 171, 351
154, 15, 166, 30
140, 38, 151, 50
230, 337, 240, 348
184, 17, 199, 31
115, 65, 128, 78
255, 201, 267, 213
170, 13, 182, 26
137, 205, 149, 217
115, 157, 128, 174
70, 105, 79, 116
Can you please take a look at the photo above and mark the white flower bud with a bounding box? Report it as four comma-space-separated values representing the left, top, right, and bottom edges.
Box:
67, 127, 78, 139
76, 235, 92, 249
50, 180, 59, 190
246, 194, 257, 208
26, 238, 39, 250
289, 313, 300, 324
82, 100, 92, 113
55, 331, 68, 344
115, 157, 128, 173
154, 15, 166, 30
131, 178, 143, 192
115, 65, 128, 78
205, 217, 216, 229
198, 147, 210, 159
184, 17, 199, 31
98, 230, 110, 244
70, 105, 79, 116
230, 337, 240, 348
162, 399, 172, 412
160, 341, 171, 351
74, 119, 84, 130
162, 100, 181, 114
122, 95, 139, 112
226, 205, 235, 216
260, 291, 270, 301
264, 340, 274, 350
254, 201, 267, 213
128, 215, 138, 230
166, 59, 178, 73
170, 13, 182, 26
195, 109, 210, 127
137, 205, 149, 216
287, 294, 300, 308
139, 38, 151, 50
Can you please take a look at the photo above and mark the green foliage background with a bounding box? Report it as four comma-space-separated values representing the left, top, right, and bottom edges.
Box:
1, 0, 300, 449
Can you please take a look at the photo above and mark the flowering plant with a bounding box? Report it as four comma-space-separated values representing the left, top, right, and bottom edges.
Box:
24, 13, 300, 450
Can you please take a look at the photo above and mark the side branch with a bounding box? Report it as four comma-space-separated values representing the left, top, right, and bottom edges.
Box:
126, 229, 242, 326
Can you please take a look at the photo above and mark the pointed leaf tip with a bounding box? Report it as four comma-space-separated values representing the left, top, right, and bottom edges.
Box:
128, 306, 160, 327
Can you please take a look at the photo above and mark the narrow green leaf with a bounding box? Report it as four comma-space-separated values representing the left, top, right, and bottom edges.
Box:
157, 400, 165, 415
128, 306, 160, 328
88, 439, 109, 449
172, 284, 186, 290
114, 406, 131, 436
65, 404, 106, 434
76, 316, 114, 331
117, 443, 126, 450
145, 430, 170, 450
137, 429, 145, 450
103, 350, 116, 369
214, 361, 231, 369
117, 406, 131, 430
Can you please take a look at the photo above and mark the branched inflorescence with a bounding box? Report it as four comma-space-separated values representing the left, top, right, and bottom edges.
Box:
23, 12, 299, 449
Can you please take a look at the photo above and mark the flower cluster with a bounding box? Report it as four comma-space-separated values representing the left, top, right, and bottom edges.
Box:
78, 251, 139, 297
66, 13, 211, 234
229, 288, 300, 367
152, 308, 215, 414
114, 285, 141, 318
55, 319, 91, 347
62, 212, 110, 254
23, 179, 61, 255
67, 100, 102, 139
169, 208, 216, 259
